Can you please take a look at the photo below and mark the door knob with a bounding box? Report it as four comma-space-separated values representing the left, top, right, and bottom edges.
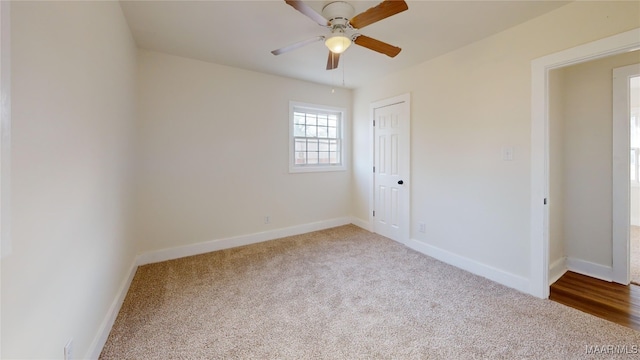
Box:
398, 180, 404, 185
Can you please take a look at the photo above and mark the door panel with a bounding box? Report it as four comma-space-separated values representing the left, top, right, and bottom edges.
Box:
378, 184, 387, 225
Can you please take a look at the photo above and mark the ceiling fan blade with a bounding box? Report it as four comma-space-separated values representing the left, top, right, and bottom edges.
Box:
349, 0, 408, 29
354, 35, 401, 57
285, 0, 329, 26
326, 52, 340, 70
271, 36, 324, 55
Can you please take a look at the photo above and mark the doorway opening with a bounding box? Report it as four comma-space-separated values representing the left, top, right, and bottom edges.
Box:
530, 28, 640, 299
621, 68, 640, 284
548, 60, 640, 330
548, 53, 639, 287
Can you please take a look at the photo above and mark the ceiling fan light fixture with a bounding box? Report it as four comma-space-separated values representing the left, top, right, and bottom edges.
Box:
325, 34, 351, 54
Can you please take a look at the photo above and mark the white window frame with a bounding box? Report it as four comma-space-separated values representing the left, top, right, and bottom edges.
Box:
289, 101, 347, 173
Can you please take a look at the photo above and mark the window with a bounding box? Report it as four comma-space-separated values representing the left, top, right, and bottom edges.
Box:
289, 102, 346, 173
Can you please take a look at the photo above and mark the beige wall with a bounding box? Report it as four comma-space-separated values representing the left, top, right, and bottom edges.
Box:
134, 50, 352, 254
549, 68, 565, 269
2, 2, 138, 358
558, 51, 640, 267
352, 1, 640, 280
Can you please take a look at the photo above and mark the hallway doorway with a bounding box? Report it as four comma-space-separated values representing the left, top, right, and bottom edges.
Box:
623, 68, 640, 284
546, 51, 640, 289
532, 29, 640, 298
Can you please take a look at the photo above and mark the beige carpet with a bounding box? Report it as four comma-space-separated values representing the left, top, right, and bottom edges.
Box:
101, 225, 640, 359
632, 226, 640, 286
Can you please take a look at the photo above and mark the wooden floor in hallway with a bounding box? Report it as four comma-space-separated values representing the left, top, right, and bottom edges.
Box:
550, 271, 640, 332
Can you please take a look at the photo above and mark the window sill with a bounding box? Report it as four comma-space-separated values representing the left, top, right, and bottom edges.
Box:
289, 165, 347, 174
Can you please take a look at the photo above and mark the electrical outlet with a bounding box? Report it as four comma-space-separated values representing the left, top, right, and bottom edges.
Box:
264, 216, 270, 224
64, 339, 73, 360
419, 222, 426, 233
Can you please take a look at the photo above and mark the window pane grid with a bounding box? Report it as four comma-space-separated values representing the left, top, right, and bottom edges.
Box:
292, 106, 342, 167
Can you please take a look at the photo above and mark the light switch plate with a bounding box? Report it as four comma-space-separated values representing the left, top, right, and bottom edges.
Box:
502, 146, 514, 161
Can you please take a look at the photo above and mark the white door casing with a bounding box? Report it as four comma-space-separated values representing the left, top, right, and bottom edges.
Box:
371, 94, 410, 243
613, 63, 640, 285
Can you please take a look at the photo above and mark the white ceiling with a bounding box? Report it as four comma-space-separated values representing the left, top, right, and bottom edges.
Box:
120, 0, 570, 89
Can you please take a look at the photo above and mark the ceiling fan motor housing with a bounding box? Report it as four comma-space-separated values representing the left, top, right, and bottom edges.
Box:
322, 1, 355, 28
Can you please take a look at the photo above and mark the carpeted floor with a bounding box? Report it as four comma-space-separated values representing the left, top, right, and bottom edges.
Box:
100, 225, 640, 359
632, 226, 640, 285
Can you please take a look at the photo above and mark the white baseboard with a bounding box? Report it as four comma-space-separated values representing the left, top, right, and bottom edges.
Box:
86, 260, 138, 359
548, 257, 567, 285
405, 238, 530, 294
350, 216, 371, 232
566, 257, 613, 282
136, 217, 352, 266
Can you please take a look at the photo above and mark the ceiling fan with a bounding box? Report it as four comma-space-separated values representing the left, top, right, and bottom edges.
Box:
271, 0, 408, 70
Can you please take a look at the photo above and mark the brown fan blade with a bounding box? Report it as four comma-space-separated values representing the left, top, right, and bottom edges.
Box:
285, 0, 329, 26
271, 36, 324, 56
326, 52, 340, 70
354, 35, 401, 57
349, 0, 408, 29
